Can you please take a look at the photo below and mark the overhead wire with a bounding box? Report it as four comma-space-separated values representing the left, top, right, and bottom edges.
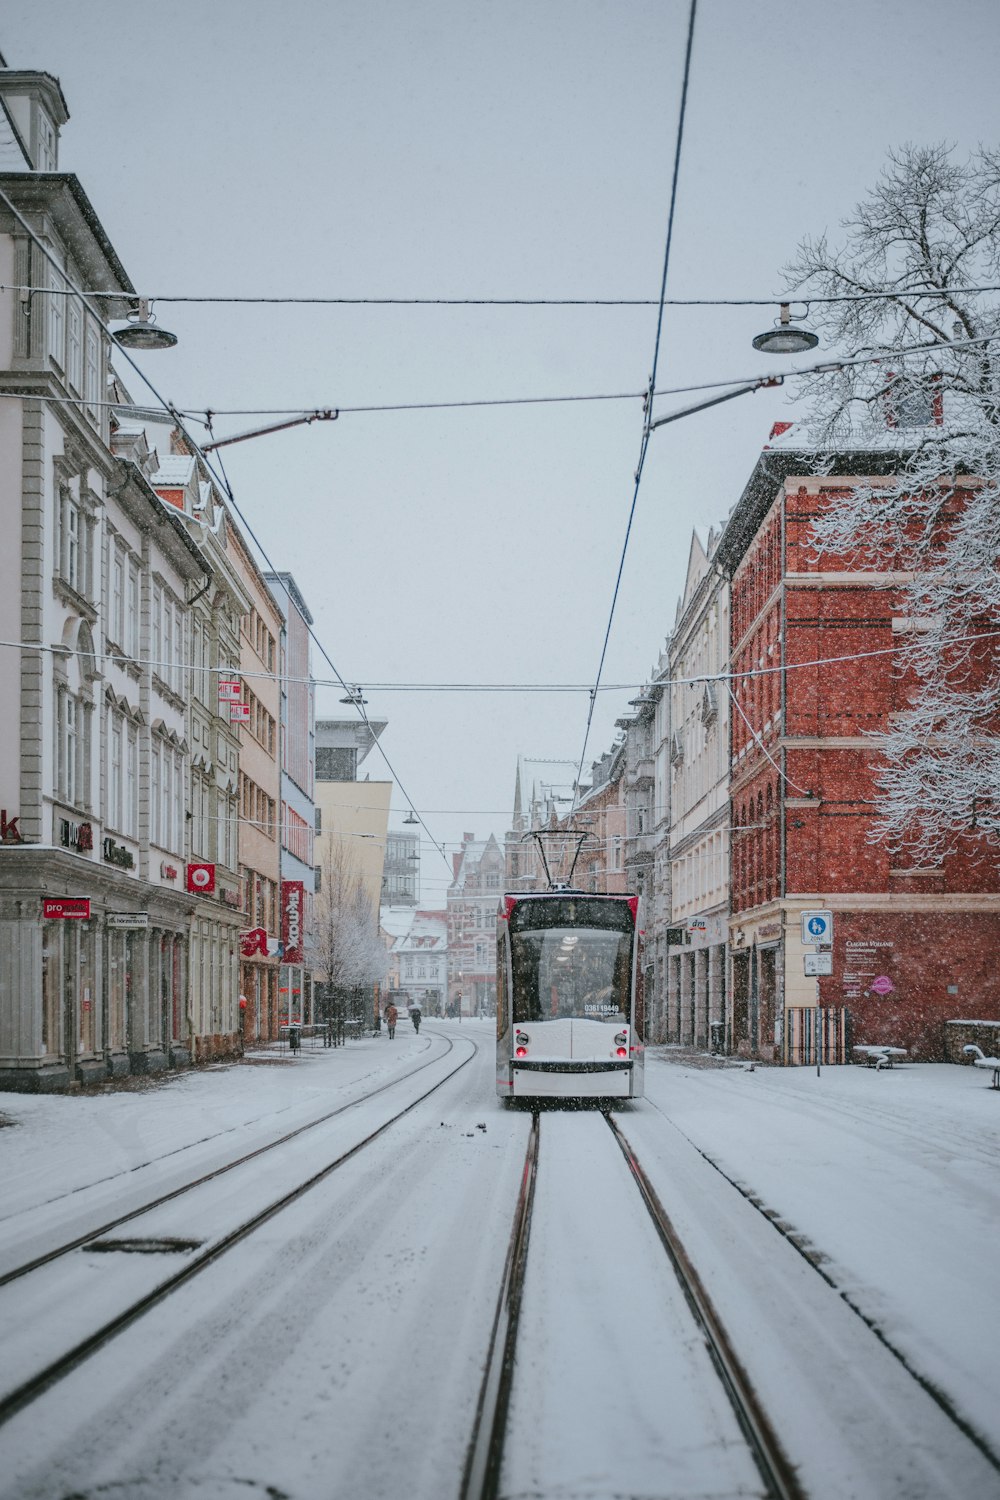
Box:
0, 183, 451, 872
7, 281, 1000, 308
4, 624, 999, 692
571, 0, 699, 810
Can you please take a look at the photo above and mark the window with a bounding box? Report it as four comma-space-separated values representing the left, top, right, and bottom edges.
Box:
84, 324, 101, 417
152, 582, 163, 669
48, 269, 65, 365
127, 563, 140, 659
111, 547, 125, 647
151, 740, 161, 843
67, 299, 83, 392
125, 724, 138, 838
57, 689, 79, 805
65, 499, 80, 592
109, 716, 122, 829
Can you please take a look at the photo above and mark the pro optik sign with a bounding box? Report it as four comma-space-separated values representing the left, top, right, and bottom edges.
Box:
281, 880, 304, 965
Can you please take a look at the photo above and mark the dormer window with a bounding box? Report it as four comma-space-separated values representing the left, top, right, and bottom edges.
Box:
883, 372, 943, 429
699, 683, 718, 726
37, 108, 56, 170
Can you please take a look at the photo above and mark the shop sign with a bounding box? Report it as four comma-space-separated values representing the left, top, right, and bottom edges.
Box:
43, 897, 90, 920
187, 863, 216, 894
107, 912, 149, 929
240, 927, 282, 958
103, 837, 135, 870
241, 927, 268, 957
60, 819, 94, 852
1, 809, 23, 843
160, 862, 179, 881
281, 880, 304, 964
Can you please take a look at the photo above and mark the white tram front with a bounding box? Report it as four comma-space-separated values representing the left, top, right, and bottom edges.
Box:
496, 891, 644, 1101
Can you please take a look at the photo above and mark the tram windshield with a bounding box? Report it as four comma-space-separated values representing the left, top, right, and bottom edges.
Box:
508, 898, 634, 1024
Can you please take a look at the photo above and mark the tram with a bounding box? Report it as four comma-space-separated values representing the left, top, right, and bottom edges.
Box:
495, 888, 644, 1101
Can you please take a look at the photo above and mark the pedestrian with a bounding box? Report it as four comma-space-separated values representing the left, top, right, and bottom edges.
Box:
409, 1007, 421, 1034
386, 1003, 398, 1040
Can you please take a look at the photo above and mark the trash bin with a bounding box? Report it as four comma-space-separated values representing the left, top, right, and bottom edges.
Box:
289, 1025, 301, 1053
709, 1021, 724, 1055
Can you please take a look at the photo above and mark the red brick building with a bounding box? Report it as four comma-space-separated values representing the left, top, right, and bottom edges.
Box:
718, 442, 1000, 1062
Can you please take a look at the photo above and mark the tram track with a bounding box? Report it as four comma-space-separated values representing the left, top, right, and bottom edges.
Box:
0, 1032, 458, 1288
0, 1033, 478, 1430
640, 1091, 1000, 1476
462, 1107, 804, 1500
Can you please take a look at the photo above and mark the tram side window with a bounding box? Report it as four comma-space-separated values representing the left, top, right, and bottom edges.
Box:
496, 935, 509, 1034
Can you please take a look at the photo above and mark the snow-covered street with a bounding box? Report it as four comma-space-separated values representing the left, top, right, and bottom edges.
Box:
1, 1020, 998, 1499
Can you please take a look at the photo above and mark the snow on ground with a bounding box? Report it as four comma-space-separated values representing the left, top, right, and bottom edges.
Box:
0, 1028, 429, 1222
1, 1025, 998, 1499
641, 1046, 1000, 1448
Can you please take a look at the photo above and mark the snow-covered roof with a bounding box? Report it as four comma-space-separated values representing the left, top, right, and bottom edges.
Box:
380, 905, 417, 939
150, 455, 196, 487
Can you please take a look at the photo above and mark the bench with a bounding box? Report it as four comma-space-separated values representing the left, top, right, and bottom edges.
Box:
853, 1045, 909, 1070
963, 1044, 1000, 1089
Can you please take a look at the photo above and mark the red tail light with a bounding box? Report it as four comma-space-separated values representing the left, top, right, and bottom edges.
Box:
515, 1046, 527, 1058
616, 1047, 627, 1057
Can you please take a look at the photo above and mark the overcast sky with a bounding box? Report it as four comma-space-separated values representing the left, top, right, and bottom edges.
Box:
8, 0, 1000, 902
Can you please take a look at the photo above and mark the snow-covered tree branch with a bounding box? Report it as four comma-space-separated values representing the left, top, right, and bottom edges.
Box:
313, 839, 388, 991
784, 143, 1000, 864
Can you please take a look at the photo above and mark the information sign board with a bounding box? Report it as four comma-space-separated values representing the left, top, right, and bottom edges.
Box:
804, 952, 833, 976
801, 910, 834, 945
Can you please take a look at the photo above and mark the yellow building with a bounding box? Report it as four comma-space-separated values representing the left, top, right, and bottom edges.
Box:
312, 720, 391, 1014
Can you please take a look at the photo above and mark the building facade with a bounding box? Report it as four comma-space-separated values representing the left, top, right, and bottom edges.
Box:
149, 443, 248, 1061
447, 832, 504, 1016
718, 440, 1000, 1061
0, 74, 226, 1087
224, 509, 284, 1041
666, 530, 730, 1051
264, 571, 316, 1032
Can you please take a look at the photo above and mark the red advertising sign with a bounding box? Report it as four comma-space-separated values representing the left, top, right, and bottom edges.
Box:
186, 863, 216, 894
281, 880, 305, 964
43, 897, 90, 920
241, 927, 268, 958
218, 679, 242, 702
230, 703, 251, 722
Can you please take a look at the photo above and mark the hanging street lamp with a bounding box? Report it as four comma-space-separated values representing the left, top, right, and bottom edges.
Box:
752, 302, 819, 355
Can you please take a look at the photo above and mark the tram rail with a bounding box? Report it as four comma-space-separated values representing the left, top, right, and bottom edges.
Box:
462, 1106, 804, 1500
0, 1031, 458, 1288
0, 1035, 477, 1429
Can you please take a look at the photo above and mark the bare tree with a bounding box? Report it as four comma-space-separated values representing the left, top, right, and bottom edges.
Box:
784, 143, 1000, 864
313, 838, 388, 995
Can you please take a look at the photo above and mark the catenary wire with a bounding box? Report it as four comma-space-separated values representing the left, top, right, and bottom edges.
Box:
572, 0, 699, 809
3, 329, 998, 427
3, 625, 998, 691
0, 185, 450, 869
7, 282, 1000, 307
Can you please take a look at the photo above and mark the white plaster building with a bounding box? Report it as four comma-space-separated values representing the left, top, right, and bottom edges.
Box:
666, 529, 731, 1050
0, 68, 224, 1086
